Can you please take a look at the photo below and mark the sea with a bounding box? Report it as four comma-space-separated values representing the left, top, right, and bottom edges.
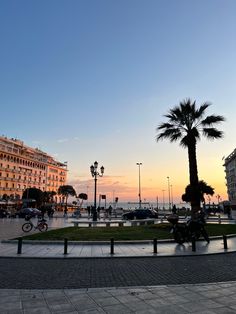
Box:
82, 201, 191, 210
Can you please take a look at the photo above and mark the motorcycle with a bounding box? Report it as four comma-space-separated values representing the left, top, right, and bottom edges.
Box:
167, 211, 210, 244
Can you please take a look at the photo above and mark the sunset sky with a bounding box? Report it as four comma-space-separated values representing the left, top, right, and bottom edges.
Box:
1, 0, 236, 205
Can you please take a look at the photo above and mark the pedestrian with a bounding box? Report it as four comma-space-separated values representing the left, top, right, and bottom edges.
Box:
97, 206, 101, 219
63, 206, 68, 218
87, 206, 91, 218
108, 205, 112, 219
172, 204, 177, 214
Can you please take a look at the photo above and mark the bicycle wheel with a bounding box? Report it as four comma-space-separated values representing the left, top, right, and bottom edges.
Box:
38, 222, 48, 232
22, 222, 33, 232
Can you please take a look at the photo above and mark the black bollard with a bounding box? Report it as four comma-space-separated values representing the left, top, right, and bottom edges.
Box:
17, 237, 22, 254
153, 238, 157, 254
64, 238, 68, 255
192, 237, 196, 252
110, 238, 114, 255
223, 235, 228, 250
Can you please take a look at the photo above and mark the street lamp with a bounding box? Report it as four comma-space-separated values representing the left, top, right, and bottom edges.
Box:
170, 184, 173, 207
90, 161, 104, 221
216, 194, 221, 205
136, 162, 142, 209
162, 189, 165, 210
167, 176, 171, 210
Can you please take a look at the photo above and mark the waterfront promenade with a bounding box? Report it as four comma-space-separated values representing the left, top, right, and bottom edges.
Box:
1, 216, 236, 313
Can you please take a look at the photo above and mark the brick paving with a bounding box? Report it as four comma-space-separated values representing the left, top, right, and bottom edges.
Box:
1, 253, 236, 289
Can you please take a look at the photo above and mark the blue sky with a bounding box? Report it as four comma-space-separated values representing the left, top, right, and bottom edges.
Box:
1, 0, 235, 203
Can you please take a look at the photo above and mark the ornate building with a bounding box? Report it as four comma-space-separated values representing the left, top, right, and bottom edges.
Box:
0, 136, 67, 200
224, 148, 236, 208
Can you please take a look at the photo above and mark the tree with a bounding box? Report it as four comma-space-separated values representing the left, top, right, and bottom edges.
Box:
58, 185, 76, 209
77, 193, 88, 209
182, 180, 214, 206
156, 99, 224, 216
43, 191, 56, 203
22, 188, 44, 207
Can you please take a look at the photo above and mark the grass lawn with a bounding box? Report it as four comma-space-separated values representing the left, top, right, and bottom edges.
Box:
21, 223, 236, 241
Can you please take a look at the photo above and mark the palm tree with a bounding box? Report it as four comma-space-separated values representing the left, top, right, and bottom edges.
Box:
58, 185, 76, 211
156, 98, 225, 216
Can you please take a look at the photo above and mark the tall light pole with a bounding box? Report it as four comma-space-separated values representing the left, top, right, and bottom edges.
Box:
167, 176, 171, 210
216, 194, 221, 205
170, 184, 173, 207
90, 161, 104, 221
136, 162, 142, 209
162, 189, 165, 210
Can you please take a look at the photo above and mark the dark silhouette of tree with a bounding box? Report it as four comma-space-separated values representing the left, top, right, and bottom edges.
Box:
77, 193, 88, 208
156, 98, 224, 216
22, 188, 44, 207
182, 180, 214, 206
58, 185, 76, 209
43, 191, 56, 203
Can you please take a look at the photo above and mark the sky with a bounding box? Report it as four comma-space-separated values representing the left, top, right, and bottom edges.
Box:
0, 0, 236, 206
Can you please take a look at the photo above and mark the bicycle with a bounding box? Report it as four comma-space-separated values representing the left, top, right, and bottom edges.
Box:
22, 215, 48, 232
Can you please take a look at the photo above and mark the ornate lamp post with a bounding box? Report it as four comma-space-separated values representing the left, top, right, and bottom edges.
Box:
136, 162, 142, 209
90, 161, 104, 221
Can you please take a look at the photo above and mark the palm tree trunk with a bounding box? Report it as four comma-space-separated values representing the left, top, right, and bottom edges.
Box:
187, 142, 200, 217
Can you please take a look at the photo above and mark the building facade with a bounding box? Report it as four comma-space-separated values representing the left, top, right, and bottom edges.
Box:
0, 136, 67, 200
224, 148, 236, 208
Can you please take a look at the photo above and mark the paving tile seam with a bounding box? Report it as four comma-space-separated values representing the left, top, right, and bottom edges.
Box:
2, 281, 236, 292
1, 250, 236, 259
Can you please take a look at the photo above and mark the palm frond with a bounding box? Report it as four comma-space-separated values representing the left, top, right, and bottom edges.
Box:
156, 123, 174, 130
156, 128, 182, 142
201, 115, 225, 126
195, 102, 210, 119
180, 136, 189, 148
202, 128, 224, 139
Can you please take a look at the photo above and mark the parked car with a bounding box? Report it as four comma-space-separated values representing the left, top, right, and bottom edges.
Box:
14, 208, 42, 218
122, 209, 158, 220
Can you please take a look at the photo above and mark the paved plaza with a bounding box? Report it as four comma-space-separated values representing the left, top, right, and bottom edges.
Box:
1, 217, 236, 313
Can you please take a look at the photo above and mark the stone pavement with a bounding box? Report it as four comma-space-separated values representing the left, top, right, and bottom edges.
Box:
1, 217, 236, 313
2, 282, 236, 313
